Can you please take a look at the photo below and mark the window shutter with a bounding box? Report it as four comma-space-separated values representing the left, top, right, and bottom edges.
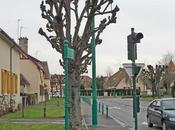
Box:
7, 71, 11, 94
1, 69, 5, 95
11, 74, 14, 94
15, 74, 18, 94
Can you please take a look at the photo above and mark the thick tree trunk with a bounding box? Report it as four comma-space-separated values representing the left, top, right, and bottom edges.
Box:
69, 71, 82, 130
152, 86, 156, 97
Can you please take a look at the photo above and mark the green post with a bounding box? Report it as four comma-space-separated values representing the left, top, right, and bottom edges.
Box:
91, 16, 98, 126
64, 40, 69, 130
132, 60, 138, 130
102, 103, 104, 115
106, 105, 108, 118
99, 102, 101, 112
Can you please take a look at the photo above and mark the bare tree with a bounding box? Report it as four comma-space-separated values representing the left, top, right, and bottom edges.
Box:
56, 74, 64, 97
158, 52, 174, 65
106, 66, 113, 77
39, 0, 119, 129
142, 65, 167, 98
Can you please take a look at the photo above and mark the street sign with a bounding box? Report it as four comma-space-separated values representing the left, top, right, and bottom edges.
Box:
64, 40, 75, 60
67, 48, 75, 60
122, 63, 145, 79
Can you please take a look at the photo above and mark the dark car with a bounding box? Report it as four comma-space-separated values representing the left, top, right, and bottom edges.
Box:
147, 98, 175, 130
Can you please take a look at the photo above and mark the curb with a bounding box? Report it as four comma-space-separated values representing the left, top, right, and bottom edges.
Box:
83, 118, 90, 130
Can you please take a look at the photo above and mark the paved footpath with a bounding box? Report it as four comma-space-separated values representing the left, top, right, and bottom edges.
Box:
0, 118, 64, 124
82, 101, 130, 130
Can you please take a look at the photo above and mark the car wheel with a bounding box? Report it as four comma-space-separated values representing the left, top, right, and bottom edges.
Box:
147, 116, 153, 127
162, 122, 167, 130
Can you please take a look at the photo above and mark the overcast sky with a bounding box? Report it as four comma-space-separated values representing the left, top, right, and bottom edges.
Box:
0, 0, 175, 76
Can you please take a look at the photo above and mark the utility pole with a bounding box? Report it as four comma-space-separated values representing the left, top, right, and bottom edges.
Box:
127, 28, 143, 130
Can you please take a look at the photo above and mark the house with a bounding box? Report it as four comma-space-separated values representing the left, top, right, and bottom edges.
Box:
50, 74, 64, 97
0, 28, 23, 112
20, 73, 30, 106
104, 68, 148, 95
80, 75, 92, 90
19, 37, 50, 103
50, 74, 92, 96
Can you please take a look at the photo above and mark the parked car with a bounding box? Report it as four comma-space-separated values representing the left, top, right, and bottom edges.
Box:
147, 98, 175, 130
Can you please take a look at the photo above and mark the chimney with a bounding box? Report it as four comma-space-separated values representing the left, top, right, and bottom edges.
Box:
19, 37, 28, 54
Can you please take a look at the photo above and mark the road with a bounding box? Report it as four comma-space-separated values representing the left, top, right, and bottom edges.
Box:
99, 98, 162, 130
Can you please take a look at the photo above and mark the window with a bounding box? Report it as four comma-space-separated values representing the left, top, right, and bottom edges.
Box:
156, 101, 161, 107
12, 73, 18, 95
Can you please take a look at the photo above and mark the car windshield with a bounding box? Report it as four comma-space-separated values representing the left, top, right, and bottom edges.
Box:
162, 99, 175, 110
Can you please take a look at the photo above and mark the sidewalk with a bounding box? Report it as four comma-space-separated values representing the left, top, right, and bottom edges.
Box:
82, 101, 129, 130
0, 118, 64, 124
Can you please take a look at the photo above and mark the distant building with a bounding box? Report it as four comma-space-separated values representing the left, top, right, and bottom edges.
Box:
104, 68, 149, 95
50, 74, 64, 97
19, 37, 50, 103
50, 74, 92, 96
80, 75, 92, 90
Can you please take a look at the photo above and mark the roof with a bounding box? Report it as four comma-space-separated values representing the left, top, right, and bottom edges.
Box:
20, 73, 30, 86
80, 75, 92, 88
27, 55, 44, 71
169, 60, 175, 72
50, 74, 64, 86
0, 28, 27, 56
20, 48, 50, 80
41, 61, 50, 79
50, 74, 92, 89
104, 68, 129, 88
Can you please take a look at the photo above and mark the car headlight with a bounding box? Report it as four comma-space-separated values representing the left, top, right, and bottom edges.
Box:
169, 118, 175, 121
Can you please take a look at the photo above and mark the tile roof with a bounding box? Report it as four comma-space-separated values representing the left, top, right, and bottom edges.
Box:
80, 75, 92, 88
41, 61, 50, 79
104, 68, 129, 89
0, 28, 28, 57
50, 74, 64, 86
50, 74, 92, 89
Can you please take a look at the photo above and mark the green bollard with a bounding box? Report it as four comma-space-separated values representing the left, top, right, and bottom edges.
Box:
106, 105, 108, 118
102, 103, 104, 115
136, 96, 140, 113
99, 102, 101, 112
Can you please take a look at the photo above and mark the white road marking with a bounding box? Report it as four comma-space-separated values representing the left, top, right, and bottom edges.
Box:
109, 106, 121, 110
142, 122, 148, 125
110, 115, 127, 127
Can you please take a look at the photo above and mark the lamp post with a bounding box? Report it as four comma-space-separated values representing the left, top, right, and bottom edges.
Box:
91, 15, 98, 126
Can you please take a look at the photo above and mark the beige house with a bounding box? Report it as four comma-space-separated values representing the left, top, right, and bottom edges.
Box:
0, 28, 22, 112
19, 37, 50, 103
104, 68, 148, 95
80, 75, 92, 90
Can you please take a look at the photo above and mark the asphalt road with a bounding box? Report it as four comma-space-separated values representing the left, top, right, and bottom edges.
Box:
98, 98, 162, 130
